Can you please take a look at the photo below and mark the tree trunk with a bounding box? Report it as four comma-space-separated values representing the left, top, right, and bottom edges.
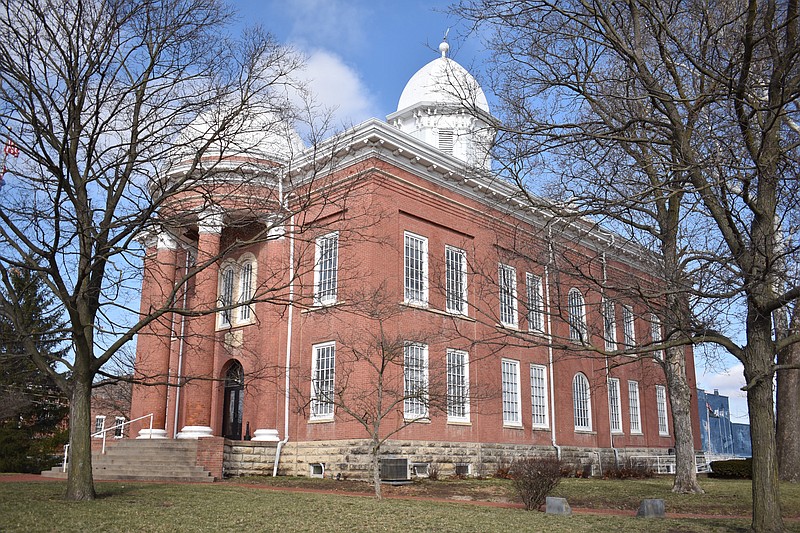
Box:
776, 308, 800, 482
66, 376, 95, 500
371, 438, 382, 500
745, 327, 783, 532
665, 345, 703, 493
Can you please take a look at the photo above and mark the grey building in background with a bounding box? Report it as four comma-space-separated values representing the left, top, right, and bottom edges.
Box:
696, 389, 751, 457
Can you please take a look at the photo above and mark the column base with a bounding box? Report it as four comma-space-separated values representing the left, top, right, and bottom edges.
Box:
136, 428, 168, 439
251, 429, 280, 442
176, 425, 214, 439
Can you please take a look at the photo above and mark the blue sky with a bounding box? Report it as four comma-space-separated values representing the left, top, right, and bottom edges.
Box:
232, 0, 749, 423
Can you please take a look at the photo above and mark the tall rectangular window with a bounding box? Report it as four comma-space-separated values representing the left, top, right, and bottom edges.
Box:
656, 385, 669, 436
94, 415, 105, 436
501, 359, 522, 426
530, 364, 549, 428
628, 380, 642, 434
603, 299, 617, 351
220, 267, 234, 326
314, 232, 339, 305
114, 416, 125, 438
446, 349, 469, 422
499, 264, 518, 327
445, 246, 467, 314
651, 314, 663, 360
239, 261, 254, 321
404, 343, 429, 419
622, 305, 636, 349
311, 342, 336, 419
404, 232, 428, 305
526, 273, 544, 332
608, 378, 622, 433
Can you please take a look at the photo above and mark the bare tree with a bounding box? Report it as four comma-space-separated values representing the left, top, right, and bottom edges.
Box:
457, 1, 800, 530
0, 0, 328, 501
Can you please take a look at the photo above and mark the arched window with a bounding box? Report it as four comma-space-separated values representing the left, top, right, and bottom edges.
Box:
572, 372, 592, 431
567, 288, 587, 342
239, 260, 254, 321
219, 266, 235, 326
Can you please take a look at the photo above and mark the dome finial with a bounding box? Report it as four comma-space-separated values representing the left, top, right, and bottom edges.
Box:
439, 28, 450, 58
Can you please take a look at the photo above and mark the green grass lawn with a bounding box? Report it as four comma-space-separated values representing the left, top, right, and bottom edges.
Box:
1, 479, 791, 533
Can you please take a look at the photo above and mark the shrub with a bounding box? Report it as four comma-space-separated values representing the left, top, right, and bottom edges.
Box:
709, 458, 752, 479
427, 463, 439, 481
603, 459, 654, 480
494, 458, 513, 479
509, 456, 563, 511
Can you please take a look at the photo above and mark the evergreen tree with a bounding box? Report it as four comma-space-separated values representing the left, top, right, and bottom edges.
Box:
0, 269, 68, 472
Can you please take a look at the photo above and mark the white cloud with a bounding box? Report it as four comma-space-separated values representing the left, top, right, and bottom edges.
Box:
295, 48, 380, 129
271, 0, 368, 53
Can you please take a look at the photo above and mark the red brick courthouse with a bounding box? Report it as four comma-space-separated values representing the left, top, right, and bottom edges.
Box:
130, 40, 702, 479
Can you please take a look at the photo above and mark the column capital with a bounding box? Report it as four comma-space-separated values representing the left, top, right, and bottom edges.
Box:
198, 206, 224, 235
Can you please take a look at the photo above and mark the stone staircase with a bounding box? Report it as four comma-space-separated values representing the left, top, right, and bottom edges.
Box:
41, 439, 214, 482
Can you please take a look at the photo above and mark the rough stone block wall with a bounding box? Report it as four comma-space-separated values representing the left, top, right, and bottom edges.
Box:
223, 441, 279, 477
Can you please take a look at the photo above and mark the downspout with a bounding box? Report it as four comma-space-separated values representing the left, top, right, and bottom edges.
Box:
601, 251, 619, 469
545, 228, 560, 460
273, 212, 295, 477
173, 247, 191, 438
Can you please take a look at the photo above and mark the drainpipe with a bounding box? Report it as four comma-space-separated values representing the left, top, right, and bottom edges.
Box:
601, 251, 620, 468
273, 212, 295, 476
173, 246, 191, 438
545, 230, 560, 460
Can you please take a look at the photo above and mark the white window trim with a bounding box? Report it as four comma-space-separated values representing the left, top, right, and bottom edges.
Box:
404, 232, 429, 306
651, 314, 664, 360
217, 255, 258, 329
567, 288, 587, 343
313, 232, 339, 306
526, 273, 544, 333
501, 358, 522, 427
404, 343, 429, 420
310, 342, 336, 420
114, 416, 126, 438
445, 246, 468, 315
603, 299, 617, 351
530, 364, 549, 429
622, 305, 636, 352
608, 378, 623, 434
572, 372, 592, 431
656, 385, 669, 436
94, 415, 105, 437
446, 349, 470, 423
628, 380, 642, 434
499, 264, 518, 328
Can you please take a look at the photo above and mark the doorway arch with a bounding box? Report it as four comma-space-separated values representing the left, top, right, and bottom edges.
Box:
222, 361, 244, 440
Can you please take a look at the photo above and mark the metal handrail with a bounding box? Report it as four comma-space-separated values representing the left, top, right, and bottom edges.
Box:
62, 413, 154, 473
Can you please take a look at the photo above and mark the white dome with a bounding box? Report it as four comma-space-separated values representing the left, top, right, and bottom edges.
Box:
396, 55, 490, 115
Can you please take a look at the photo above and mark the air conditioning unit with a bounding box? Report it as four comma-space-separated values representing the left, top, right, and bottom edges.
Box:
380, 458, 409, 481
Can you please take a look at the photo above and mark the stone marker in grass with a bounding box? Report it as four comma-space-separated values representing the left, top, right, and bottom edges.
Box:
545, 496, 572, 516
636, 499, 665, 518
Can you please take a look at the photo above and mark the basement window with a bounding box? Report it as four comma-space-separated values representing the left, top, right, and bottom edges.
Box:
454, 463, 471, 477
310, 463, 325, 478
411, 463, 430, 478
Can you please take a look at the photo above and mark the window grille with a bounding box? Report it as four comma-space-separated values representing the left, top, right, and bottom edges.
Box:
530, 364, 548, 428
603, 299, 616, 351
445, 246, 467, 314
404, 233, 428, 305
499, 264, 518, 327
220, 267, 234, 325
527, 273, 544, 332
446, 349, 469, 421
622, 305, 636, 348
439, 129, 454, 154
311, 343, 335, 419
114, 417, 125, 438
314, 232, 339, 305
656, 385, 669, 435
239, 261, 253, 321
629, 381, 642, 433
650, 314, 663, 360
404, 343, 428, 418
501, 359, 521, 425
94, 416, 105, 435
567, 288, 587, 342
608, 378, 622, 433
572, 373, 592, 430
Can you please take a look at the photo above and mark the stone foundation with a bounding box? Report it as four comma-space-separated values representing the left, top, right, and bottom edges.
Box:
222, 438, 673, 480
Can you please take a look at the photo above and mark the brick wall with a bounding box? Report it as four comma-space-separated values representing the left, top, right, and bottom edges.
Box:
195, 437, 226, 479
